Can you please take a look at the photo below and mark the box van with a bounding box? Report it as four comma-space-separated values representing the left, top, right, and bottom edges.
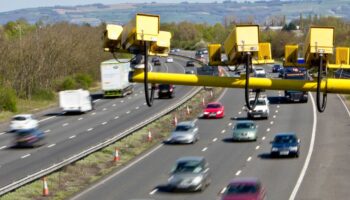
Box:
59, 89, 93, 113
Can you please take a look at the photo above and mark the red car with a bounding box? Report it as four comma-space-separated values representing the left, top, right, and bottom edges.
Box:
221, 178, 267, 200
203, 102, 225, 118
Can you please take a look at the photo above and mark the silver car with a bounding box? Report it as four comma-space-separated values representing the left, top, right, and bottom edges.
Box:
167, 156, 211, 192
166, 121, 199, 144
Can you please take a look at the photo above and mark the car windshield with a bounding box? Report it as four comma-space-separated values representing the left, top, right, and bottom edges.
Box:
226, 183, 258, 194
13, 116, 28, 121
255, 68, 264, 71
236, 123, 255, 129
175, 125, 191, 131
159, 85, 170, 89
173, 160, 202, 173
207, 104, 221, 108
274, 135, 297, 144
249, 100, 266, 106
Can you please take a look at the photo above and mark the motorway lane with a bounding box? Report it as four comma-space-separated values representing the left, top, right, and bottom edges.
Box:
296, 94, 350, 200
72, 77, 298, 200
0, 57, 196, 188
72, 69, 318, 200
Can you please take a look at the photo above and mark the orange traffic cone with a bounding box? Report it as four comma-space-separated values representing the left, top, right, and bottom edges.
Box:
113, 148, 120, 162
147, 131, 152, 142
186, 105, 190, 115
42, 177, 49, 196
173, 115, 178, 126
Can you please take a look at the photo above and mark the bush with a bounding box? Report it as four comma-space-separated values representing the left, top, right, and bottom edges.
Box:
32, 88, 55, 101
0, 87, 17, 112
75, 73, 93, 89
59, 76, 77, 90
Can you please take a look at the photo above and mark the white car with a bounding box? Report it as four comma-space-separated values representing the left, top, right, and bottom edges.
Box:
247, 96, 270, 119
253, 67, 266, 77
10, 114, 38, 131
166, 57, 174, 63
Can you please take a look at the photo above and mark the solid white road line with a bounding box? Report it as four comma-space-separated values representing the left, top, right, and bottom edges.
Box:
235, 170, 242, 176
121, 100, 124, 103
71, 144, 164, 200
69, 135, 76, 139
21, 154, 31, 159
47, 144, 56, 148
289, 92, 317, 200
0, 146, 7, 150
202, 147, 208, 152
337, 94, 350, 117
87, 128, 93, 132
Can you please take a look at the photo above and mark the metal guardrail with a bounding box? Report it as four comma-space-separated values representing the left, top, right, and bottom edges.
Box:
0, 54, 204, 196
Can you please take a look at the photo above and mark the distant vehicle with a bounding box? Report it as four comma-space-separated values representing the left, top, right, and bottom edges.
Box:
152, 57, 161, 66
200, 48, 208, 54
166, 121, 199, 144
247, 96, 269, 119
59, 89, 93, 113
197, 65, 219, 76
152, 57, 160, 62
170, 49, 176, 53
253, 67, 266, 77
158, 84, 175, 98
185, 69, 195, 74
167, 156, 211, 192
283, 67, 308, 103
270, 133, 300, 157
166, 57, 174, 63
10, 114, 38, 132
100, 59, 134, 97
195, 51, 204, 59
186, 60, 195, 67
175, 48, 181, 52
232, 120, 258, 141
278, 68, 285, 78
220, 177, 267, 200
202, 102, 225, 119
272, 64, 283, 73
15, 128, 45, 147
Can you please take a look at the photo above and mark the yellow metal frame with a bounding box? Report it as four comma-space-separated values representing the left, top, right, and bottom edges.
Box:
149, 31, 171, 56
130, 71, 350, 94
103, 24, 123, 52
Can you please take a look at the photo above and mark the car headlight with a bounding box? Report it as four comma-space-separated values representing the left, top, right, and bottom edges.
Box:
204, 112, 209, 115
217, 110, 222, 114
191, 176, 203, 185
289, 146, 298, 151
271, 147, 278, 151
303, 94, 308, 97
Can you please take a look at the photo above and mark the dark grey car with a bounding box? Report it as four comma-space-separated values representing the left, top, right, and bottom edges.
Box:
167, 156, 211, 192
166, 121, 199, 144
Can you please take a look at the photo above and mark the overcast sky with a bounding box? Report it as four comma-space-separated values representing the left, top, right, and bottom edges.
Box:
0, 0, 257, 12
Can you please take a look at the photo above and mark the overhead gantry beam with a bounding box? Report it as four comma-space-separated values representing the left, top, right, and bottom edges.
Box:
130, 71, 350, 94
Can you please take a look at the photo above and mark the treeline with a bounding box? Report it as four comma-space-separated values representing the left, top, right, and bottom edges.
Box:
1, 16, 350, 112
0, 19, 110, 111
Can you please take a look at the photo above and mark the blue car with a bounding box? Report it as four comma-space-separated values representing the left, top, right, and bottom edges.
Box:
270, 133, 300, 157
272, 64, 282, 73
15, 128, 45, 147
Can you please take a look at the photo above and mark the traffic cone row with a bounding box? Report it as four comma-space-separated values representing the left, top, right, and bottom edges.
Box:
42, 177, 49, 196
113, 148, 120, 162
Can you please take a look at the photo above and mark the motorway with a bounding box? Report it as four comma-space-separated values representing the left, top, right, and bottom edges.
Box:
0, 56, 198, 189
71, 65, 350, 200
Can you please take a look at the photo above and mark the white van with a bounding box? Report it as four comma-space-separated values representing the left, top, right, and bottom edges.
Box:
59, 89, 93, 113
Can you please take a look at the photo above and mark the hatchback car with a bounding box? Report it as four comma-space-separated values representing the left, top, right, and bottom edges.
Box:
152, 57, 161, 66
253, 67, 266, 77
166, 121, 199, 144
15, 128, 45, 147
272, 64, 282, 73
166, 57, 174, 63
220, 177, 267, 200
10, 114, 38, 132
232, 121, 258, 141
202, 102, 225, 118
158, 84, 175, 98
270, 133, 300, 157
167, 156, 211, 192
186, 60, 195, 67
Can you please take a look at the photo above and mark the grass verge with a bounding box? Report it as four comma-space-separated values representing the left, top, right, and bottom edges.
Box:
0, 87, 224, 200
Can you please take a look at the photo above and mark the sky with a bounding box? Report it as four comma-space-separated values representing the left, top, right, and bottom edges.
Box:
0, 0, 257, 12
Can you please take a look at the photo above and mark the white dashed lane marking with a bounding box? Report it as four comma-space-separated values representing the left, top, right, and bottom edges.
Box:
102, 122, 107, 125
235, 170, 242, 176
202, 147, 208, 152
44, 130, 51, 133
121, 100, 124, 103
270, 121, 274, 125
267, 128, 270, 132
273, 115, 276, 118
126, 111, 130, 114
238, 111, 242, 115
62, 123, 69, 127
228, 123, 232, 126
103, 108, 107, 111
21, 154, 31, 159
275, 110, 279, 113
149, 189, 158, 195
213, 138, 218, 142
255, 145, 260, 150
114, 116, 119, 119
78, 118, 83, 121
87, 128, 93, 132
136, 106, 139, 110
112, 104, 116, 107
91, 112, 96, 116
69, 135, 76, 139
0, 132, 5, 136
262, 136, 266, 140
247, 157, 252, 162
221, 130, 226, 134
47, 144, 56, 148
0, 146, 7, 150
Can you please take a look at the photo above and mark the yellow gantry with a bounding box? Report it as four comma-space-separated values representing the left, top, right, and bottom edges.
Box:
130, 70, 350, 94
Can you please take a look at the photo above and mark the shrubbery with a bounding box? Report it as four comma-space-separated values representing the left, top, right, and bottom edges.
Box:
0, 87, 17, 112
